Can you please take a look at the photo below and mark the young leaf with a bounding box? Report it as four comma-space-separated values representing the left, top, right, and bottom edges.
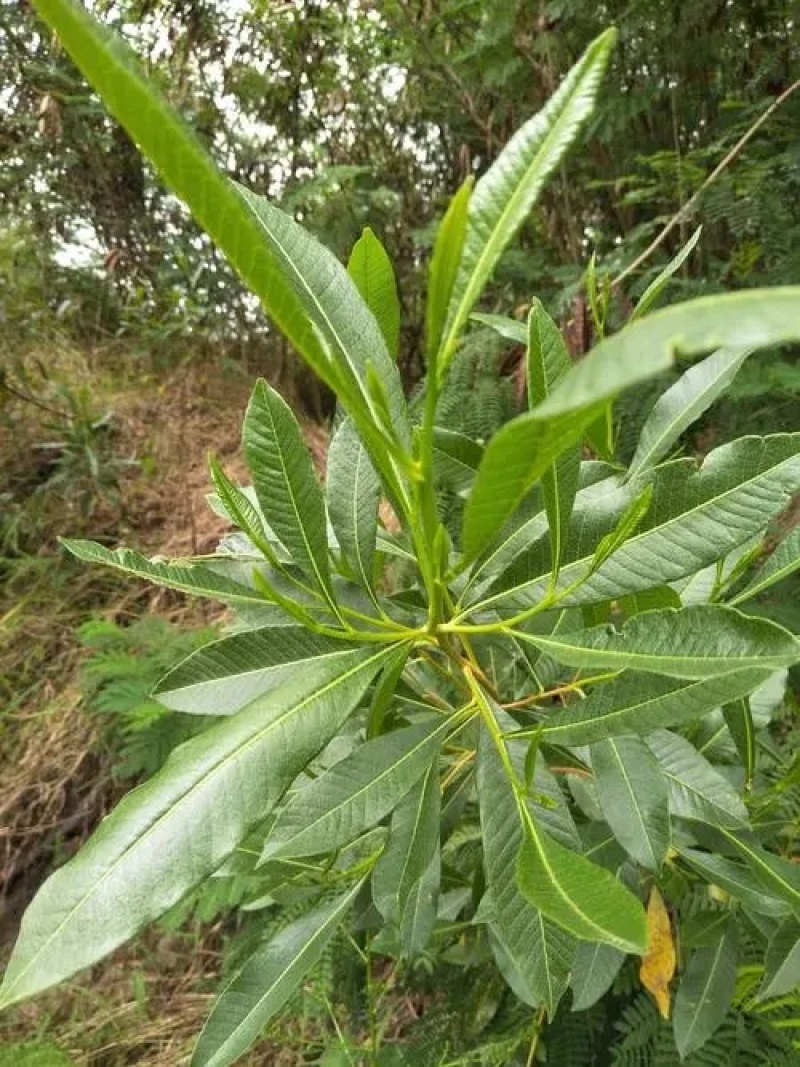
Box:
518, 605, 799, 679
729, 526, 800, 606
527, 300, 581, 581
192, 881, 364, 1067
646, 730, 749, 830
372, 762, 441, 922
591, 736, 670, 870
347, 227, 400, 359
757, 919, 800, 1001
243, 380, 337, 613
542, 669, 771, 746
463, 295, 800, 559
722, 698, 756, 788
0, 645, 397, 1009
153, 626, 361, 716
516, 822, 648, 954
570, 941, 625, 1011
326, 418, 381, 599
589, 484, 652, 572
627, 346, 752, 478
639, 886, 676, 1020
426, 176, 473, 367
672, 920, 738, 1059
61, 539, 266, 606
262, 715, 455, 862
632, 225, 703, 321
477, 726, 575, 1014
438, 29, 616, 374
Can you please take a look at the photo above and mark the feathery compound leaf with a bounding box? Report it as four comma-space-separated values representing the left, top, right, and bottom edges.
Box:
192, 882, 364, 1067
527, 300, 581, 581
645, 730, 749, 830
591, 736, 670, 870
0, 645, 397, 1008
730, 526, 800, 606
262, 715, 455, 862
61, 539, 265, 605
153, 627, 361, 716
517, 605, 799, 679
243, 380, 336, 612
326, 418, 381, 598
673, 920, 738, 1059
438, 30, 615, 373
426, 176, 473, 367
347, 227, 400, 359
628, 346, 753, 478
542, 669, 772, 746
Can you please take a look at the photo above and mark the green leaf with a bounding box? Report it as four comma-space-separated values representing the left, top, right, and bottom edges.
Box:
517, 605, 799, 679
678, 849, 791, 918
463, 295, 800, 559
722, 698, 756, 788
730, 526, 800, 606
262, 715, 455, 861
208, 456, 278, 564
757, 919, 800, 1001
426, 176, 473, 367
347, 227, 400, 359
398, 849, 440, 960
433, 427, 484, 493
153, 626, 361, 716
645, 730, 749, 830
516, 821, 647, 954
61, 539, 266, 606
526, 300, 581, 580
243, 380, 337, 613
477, 725, 575, 1014
542, 669, 771, 746
719, 830, 800, 916
589, 485, 652, 572
471, 312, 527, 345
327, 418, 381, 598
372, 762, 440, 922
192, 882, 364, 1067
631, 225, 703, 321
591, 736, 670, 870
673, 920, 738, 1059
438, 29, 615, 374
0, 644, 397, 1008
474, 434, 800, 613
628, 346, 752, 478
570, 941, 626, 1011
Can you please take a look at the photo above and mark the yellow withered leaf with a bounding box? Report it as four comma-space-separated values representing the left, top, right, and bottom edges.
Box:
639, 885, 676, 1019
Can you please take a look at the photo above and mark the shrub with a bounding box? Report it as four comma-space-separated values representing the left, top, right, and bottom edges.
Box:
2, 3, 799, 1065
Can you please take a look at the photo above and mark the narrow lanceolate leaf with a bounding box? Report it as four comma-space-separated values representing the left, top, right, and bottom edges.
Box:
426, 176, 473, 367
154, 627, 361, 716
474, 435, 800, 613
399, 849, 440, 960
61, 539, 266, 605
462, 297, 800, 560
439, 30, 615, 375
722, 698, 756, 788
730, 526, 800, 606
542, 669, 771, 746
591, 737, 670, 870
347, 227, 401, 359
477, 726, 575, 1014
719, 829, 800, 916
516, 821, 647, 954
433, 428, 484, 493
262, 716, 454, 862
673, 921, 738, 1059
757, 919, 800, 1001
471, 312, 527, 345
243, 380, 336, 613
372, 762, 441, 922
518, 605, 799, 679
209, 455, 278, 564
570, 941, 625, 1011
30, 0, 410, 502
192, 882, 364, 1067
678, 849, 791, 918
631, 225, 702, 321
0, 645, 396, 1008
527, 300, 581, 581
628, 346, 752, 478
639, 886, 676, 1020
326, 418, 381, 598
645, 730, 749, 830
589, 485, 653, 572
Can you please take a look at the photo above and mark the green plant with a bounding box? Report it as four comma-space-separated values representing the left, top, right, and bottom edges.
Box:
2, 4, 799, 1065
